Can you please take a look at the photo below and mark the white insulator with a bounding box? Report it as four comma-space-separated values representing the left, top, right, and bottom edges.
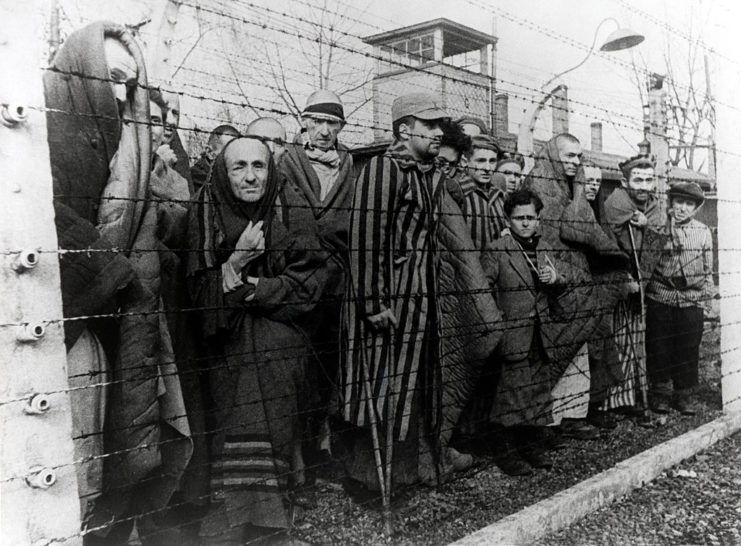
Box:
16, 322, 45, 342
0, 103, 28, 126
11, 249, 39, 272
25, 467, 56, 489
24, 394, 50, 415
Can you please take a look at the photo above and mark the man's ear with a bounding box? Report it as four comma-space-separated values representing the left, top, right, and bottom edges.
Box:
620, 177, 628, 189
459, 155, 468, 169
398, 121, 411, 141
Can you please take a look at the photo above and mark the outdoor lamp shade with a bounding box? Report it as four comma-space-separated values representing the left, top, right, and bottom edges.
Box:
599, 28, 645, 52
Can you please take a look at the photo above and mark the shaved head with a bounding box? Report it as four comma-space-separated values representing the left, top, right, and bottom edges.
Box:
246, 117, 287, 163
555, 133, 582, 178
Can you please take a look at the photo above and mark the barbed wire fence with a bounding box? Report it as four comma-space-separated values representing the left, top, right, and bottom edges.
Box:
2, 0, 741, 545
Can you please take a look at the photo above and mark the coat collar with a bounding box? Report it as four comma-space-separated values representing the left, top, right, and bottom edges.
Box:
285, 143, 351, 213
501, 234, 540, 294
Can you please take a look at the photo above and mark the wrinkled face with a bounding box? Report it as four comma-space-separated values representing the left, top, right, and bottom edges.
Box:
163, 92, 180, 142
246, 119, 287, 164
557, 139, 582, 178
404, 118, 444, 161
467, 147, 498, 186
303, 115, 342, 151
508, 203, 539, 239
104, 38, 137, 111
671, 195, 698, 223
496, 161, 523, 194
583, 166, 602, 202
225, 139, 270, 203
624, 167, 655, 205
436, 145, 461, 177
150, 100, 165, 149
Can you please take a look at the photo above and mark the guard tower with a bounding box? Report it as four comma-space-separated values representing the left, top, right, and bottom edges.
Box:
362, 18, 497, 141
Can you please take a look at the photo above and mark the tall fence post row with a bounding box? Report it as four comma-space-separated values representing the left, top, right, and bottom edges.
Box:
716, 55, 741, 413
0, 2, 82, 544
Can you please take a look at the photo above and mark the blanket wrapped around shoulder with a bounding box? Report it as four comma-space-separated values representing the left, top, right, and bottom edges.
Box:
433, 192, 502, 450
523, 137, 627, 375
45, 21, 190, 526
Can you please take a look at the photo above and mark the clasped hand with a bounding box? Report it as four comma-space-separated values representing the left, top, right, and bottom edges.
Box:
538, 264, 557, 285
367, 308, 398, 330
228, 220, 265, 271
629, 210, 648, 227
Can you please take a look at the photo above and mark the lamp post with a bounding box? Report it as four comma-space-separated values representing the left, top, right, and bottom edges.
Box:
517, 18, 644, 170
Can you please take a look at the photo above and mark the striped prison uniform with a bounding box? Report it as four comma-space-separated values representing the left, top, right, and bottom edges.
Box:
458, 175, 507, 254
343, 141, 444, 441
646, 216, 715, 396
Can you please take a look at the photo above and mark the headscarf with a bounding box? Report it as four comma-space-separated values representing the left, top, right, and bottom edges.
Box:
187, 136, 280, 273
45, 21, 151, 241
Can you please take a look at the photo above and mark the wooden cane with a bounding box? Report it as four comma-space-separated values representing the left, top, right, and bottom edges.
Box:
628, 224, 649, 410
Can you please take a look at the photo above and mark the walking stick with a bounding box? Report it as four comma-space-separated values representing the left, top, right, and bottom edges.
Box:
383, 327, 397, 536
628, 225, 649, 410
357, 334, 390, 530
349, 270, 393, 534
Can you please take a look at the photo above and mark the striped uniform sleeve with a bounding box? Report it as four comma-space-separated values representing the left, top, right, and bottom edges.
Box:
349, 156, 396, 316
462, 192, 486, 252
490, 192, 507, 240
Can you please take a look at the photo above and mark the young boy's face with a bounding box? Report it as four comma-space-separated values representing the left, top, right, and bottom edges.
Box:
508, 203, 539, 239
671, 196, 698, 223
466, 147, 498, 186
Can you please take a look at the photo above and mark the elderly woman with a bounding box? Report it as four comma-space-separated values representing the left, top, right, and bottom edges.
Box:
187, 136, 326, 544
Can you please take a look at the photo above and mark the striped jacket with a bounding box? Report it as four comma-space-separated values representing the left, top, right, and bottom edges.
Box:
343, 141, 443, 441
458, 175, 507, 253
647, 217, 715, 308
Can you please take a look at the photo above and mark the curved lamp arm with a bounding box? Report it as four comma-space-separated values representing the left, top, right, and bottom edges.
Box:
539, 17, 619, 91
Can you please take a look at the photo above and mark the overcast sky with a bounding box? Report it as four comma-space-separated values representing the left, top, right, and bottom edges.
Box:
56, 0, 740, 162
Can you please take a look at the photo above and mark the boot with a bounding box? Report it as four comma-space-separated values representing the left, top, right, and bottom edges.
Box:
649, 393, 672, 414
560, 418, 600, 440
673, 392, 698, 416
586, 408, 618, 430
515, 426, 553, 470
491, 427, 533, 476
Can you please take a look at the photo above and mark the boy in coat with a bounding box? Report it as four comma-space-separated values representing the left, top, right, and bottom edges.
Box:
482, 189, 567, 475
646, 182, 715, 415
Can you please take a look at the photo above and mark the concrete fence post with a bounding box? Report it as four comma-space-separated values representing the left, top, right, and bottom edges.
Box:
0, 2, 82, 544
715, 55, 741, 413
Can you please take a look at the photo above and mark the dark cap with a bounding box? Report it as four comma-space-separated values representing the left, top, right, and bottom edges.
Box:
468, 135, 500, 155
668, 181, 704, 206
302, 89, 345, 122
619, 153, 656, 179
391, 93, 449, 123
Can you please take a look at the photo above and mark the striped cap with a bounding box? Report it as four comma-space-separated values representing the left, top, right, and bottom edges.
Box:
302, 89, 345, 122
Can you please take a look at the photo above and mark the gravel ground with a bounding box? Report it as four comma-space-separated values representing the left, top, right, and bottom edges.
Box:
287, 320, 723, 545
291, 387, 722, 545
536, 429, 741, 546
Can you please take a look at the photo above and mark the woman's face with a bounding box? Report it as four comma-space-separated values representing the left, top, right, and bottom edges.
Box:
224, 139, 270, 203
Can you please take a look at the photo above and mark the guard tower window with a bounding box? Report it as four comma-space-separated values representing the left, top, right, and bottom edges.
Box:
380, 33, 435, 71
